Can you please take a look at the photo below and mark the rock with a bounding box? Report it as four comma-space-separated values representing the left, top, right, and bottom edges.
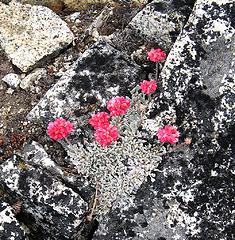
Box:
23, 141, 95, 201
110, 0, 196, 54
0, 1, 74, 72
0, 156, 88, 239
0, 201, 29, 240
27, 40, 145, 134
94, 0, 235, 239
2, 73, 21, 88
20, 68, 47, 90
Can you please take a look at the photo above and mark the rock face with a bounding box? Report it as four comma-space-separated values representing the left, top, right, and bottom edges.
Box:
0, 156, 87, 239
0, 201, 28, 240
0, 1, 74, 72
110, 0, 196, 54
94, 0, 235, 239
23, 141, 95, 202
27, 40, 145, 133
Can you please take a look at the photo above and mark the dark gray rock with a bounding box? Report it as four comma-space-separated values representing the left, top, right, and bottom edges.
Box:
0, 156, 87, 239
109, 0, 196, 54
0, 201, 29, 240
27, 40, 145, 138
94, 0, 235, 239
23, 141, 95, 202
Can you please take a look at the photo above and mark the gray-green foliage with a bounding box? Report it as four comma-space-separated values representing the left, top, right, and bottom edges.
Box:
67, 88, 163, 215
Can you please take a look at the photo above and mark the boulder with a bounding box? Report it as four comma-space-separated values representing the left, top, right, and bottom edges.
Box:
110, 0, 196, 54
94, 0, 235, 239
27, 40, 145, 135
0, 1, 74, 72
23, 141, 95, 201
0, 201, 29, 240
0, 156, 87, 239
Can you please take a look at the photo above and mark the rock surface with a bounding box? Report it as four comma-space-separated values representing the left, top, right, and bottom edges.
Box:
94, 0, 235, 239
0, 1, 74, 72
0, 156, 87, 239
0, 201, 28, 240
23, 141, 95, 201
110, 0, 196, 54
2, 73, 21, 88
27, 40, 145, 134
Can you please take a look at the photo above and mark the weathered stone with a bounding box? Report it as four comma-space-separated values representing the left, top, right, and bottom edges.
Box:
94, 0, 235, 239
110, 0, 196, 54
2, 73, 21, 88
20, 68, 47, 90
0, 1, 74, 72
27, 40, 145, 135
0, 156, 87, 239
0, 201, 28, 240
23, 141, 95, 201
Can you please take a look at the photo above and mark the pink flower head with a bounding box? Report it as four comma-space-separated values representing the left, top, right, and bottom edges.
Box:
157, 125, 179, 144
140, 79, 157, 94
107, 96, 130, 116
147, 48, 166, 62
89, 112, 110, 129
47, 117, 74, 140
95, 125, 119, 147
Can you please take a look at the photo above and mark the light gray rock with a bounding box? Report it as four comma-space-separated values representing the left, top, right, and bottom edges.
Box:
2, 73, 21, 88
0, 201, 29, 240
110, 0, 195, 54
20, 68, 47, 90
0, 156, 87, 239
0, 1, 74, 72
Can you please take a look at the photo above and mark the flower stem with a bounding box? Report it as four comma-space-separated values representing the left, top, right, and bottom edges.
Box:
155, 62, 159, 80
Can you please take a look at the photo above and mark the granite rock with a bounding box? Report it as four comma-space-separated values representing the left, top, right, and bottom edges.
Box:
20, 68, 47, 90
0, 1, 74, 72
0, 201, 29, 240
27, 40, 145, 136
94, 0, 235, 239
2, 73, 21, 88
0, 156, 87, 239
110, 0, 196, 54
23, 141, 95, 201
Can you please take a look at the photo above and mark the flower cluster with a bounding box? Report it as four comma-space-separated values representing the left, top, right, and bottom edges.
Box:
89, 97, 131, 147
157, 125, 179, 144
107, 96, 130, 116
47, 49, 179, 147
89, 112, 110, 129
95, 126, 119, 146
147, 48, 166, 62
47, 117, 74, 140
140, 79, 157, 95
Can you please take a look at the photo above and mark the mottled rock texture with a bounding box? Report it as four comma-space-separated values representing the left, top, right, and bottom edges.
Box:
23, 141, 94, 201
110, 0, 196, 54
0, 1, 74, 72
0, 156, 87, 239
94, 0, 235, 239
0, 201, 28, 240
27, 40, 145, 136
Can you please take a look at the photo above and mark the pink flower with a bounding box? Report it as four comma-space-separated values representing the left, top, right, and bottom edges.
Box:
95, 125, 119, 147
89, 112, 110, 129
147, 48, 166, 62
47, 117, 74, 140
140, 79, 157, 94
107, 96, 130, 116
157, 125, 179, 144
